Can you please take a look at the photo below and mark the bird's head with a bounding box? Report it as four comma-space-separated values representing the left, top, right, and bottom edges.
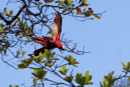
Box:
54, 41, 65, 51
58, 44, 65, 51
61, 45, 65, 51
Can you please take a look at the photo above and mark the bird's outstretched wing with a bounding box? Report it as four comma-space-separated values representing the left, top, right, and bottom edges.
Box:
32, 36, 53, 47
51, 12, 62, 42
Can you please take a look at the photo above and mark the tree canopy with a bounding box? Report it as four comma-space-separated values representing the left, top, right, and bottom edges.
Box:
0, 0, 130, 87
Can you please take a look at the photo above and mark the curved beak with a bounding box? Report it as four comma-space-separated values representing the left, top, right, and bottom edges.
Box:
59, 48, 65, 51
62, 48, 66, 51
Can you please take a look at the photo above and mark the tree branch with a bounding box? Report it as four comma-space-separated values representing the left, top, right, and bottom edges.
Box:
0, 13, 8, 23
8, 4, 26, 25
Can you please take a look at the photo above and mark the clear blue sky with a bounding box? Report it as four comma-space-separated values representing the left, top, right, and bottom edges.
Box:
0, 0, 130, 87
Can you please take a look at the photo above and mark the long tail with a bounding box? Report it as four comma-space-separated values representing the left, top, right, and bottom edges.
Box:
29, 47, 46, 56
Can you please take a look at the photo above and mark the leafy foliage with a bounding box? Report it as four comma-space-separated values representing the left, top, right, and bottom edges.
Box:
75, 71, 93, 86
32, 69, 47, 79
59, 65, 68, 75
9, 85, 18, 87
100, 62, 130, 87
17, 49, 93, 86
65, 55, 79, 67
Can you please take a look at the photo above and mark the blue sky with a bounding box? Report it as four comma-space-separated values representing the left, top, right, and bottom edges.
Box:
1, 0, 130, 87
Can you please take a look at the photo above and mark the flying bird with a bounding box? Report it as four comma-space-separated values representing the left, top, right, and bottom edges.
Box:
29, 12, 65, 56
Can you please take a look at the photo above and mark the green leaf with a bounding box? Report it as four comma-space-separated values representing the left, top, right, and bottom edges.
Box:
0, 26, 2, 32
34, 68, 43, 74
38, 2, 42, 5
39, 52, 43, 57
77, 86, 83, 87
0, 23, 3, 27
121, 62, 126, 68
79, 2, 88, 7
100, 82, 104, 87
109, 82, 115, 87
62, 65, 66, 71
33, 78, 38, 84
59, 71, 64, 75
34, 56, 44, 63
128, 77, 130, 81
104, 71, 114, 83
126, 62, 130, 71
65, 74, 73, 82
18, 64, 26, 69
15, 85, 18, 87
111, 71, 114, 75
51, 61, 56, 67
59, 1, 65, 6
59, 65, 68, 75
86, 82, 93, 85
23, 22, 27, 28
18, 22, 22, 27
65, 55, 79, 67
103, 78, 108, 87
89, 18, 94, 20
23, 59, 32, 67
32, 73, 39, 78
66, 0, 73, 6
9, 85, 12, 87
16, 17, 21, 22
93, 14, 100, 19
85, 71, 89, 83
62, 9, 67, 13
89, 75, 92, 81
26, 28, 31, 35
83, 0, 87, 4
84, 10, 93, 17
62, 65, 68, 74
84, 10, 89, 16
41, 60, 46, 63
47, 29, 52, 34
27, 37, 30, 42
17, 50, 20, 55
46, 61, 54, 67
4, 7, 7, 14
34, 69, 48, 79
0, 23, 3, 32
51, 52, 55, 58
30, 55, 36, 60
67, 0, 72, 3
22, 51, 26, 56
23, 59, 32, 63
44, 49, 51, 59
9, 10, 13, 16
75, 73, 85, 84
15, 31, 20, 36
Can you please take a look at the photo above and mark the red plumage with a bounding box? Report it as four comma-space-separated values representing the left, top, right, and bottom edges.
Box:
29, 12, 65, 56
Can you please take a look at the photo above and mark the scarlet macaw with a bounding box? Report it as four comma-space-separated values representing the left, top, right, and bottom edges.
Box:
30, 12, 65, 56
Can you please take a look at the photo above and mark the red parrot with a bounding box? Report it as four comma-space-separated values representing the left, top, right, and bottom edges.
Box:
29, 12, 65, 56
